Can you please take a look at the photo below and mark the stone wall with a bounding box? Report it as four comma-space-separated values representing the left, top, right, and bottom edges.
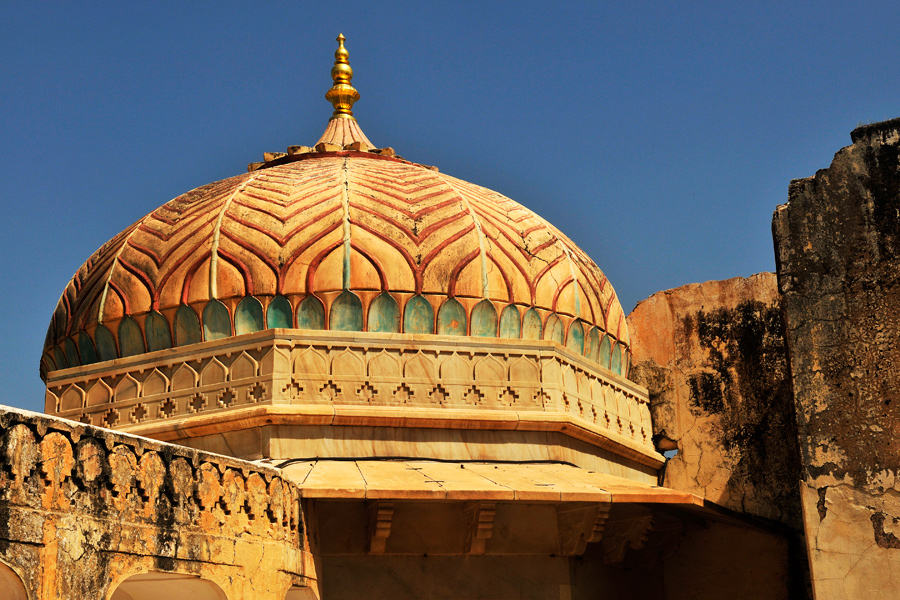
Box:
773, 117, 900, 599
627, 273, 803, 527
0, 405, 313, 600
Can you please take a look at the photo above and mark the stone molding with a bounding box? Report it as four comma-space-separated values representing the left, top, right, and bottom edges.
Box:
0, 405, 311, 599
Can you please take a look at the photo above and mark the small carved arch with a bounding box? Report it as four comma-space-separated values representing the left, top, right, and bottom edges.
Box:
0, 560, 29, 600
404, 352, 436, 379
331, 350, 364, 378
200, 358, 227, 386
171, 363, 198, 391
562, 365, 578, 396
474, 355, 505, 382
115, 374, 140, 402
109, 572, 227, 600
368, 352, 401, 378
440, 354, 471, 381
294, 349, 327, 375
86, 380, 113, 407
60, 384, 84, 411
142, 369, 169, 396
230, 352, 258, 380
509, 357, 540, 383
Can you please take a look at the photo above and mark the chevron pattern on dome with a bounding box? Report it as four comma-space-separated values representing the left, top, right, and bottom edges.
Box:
42, 152, 631, 380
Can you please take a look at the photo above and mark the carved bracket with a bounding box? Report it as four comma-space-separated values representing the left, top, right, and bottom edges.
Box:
602, 511, 653, 564
366, 500, 394, 555
557, 502, 611, 556
465, 501, 497, 555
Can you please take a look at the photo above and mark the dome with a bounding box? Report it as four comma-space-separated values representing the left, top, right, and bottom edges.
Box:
41, 37, 631, 381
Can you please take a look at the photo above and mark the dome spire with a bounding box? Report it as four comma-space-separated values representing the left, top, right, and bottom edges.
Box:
315, 34, 375, 150
325, 33, 360, 120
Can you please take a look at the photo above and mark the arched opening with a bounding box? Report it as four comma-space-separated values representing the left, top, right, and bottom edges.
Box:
110, 573, 227, 600
0, 560, 28, 600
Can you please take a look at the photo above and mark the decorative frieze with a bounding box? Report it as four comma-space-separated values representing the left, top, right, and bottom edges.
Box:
45, 329, 654, 457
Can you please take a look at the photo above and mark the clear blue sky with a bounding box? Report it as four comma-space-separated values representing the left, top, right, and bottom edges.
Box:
3, 2, 899, 413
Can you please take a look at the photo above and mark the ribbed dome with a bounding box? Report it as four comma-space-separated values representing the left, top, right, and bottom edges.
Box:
41, 150, 631, 380
41, 35, 632, 381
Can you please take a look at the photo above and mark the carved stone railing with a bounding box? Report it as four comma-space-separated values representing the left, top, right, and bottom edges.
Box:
0, 405, 311, 600
44, 329, 657, 464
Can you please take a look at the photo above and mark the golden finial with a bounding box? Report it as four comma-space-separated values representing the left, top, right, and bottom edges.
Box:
325, 33, 360, 120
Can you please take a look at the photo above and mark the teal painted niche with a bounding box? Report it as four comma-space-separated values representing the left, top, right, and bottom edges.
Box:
118, 317, 145, 357
145, 311, 173, 352
585, 327, 601, 363
622, 348, 631, 378
330, 291, 364, 331
566, 320, 585, 355
202, 300, 232, 341
522, 308, 543, 340
41, 350, 57, 372
94, 325, 118, 361
76, 332, 98, 365
368, 293, 400, 333
610, 342, 623, 375
403, 295, 434, 334
63, 337, 81, 367
470, 300, 498, 337
437, 298, 467, 336
51, 346, 69, 370
297, 295, 326, 330
499, 305, 521, 339
235, 296, 265, 336
267, 295, 293, 329
598, 335, 612, 368
40, 352, 55, 375
174, 305, 202, 347
544, 314, 564, 345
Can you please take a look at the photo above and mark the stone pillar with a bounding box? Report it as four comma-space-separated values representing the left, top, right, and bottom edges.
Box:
773, 117, 900, 599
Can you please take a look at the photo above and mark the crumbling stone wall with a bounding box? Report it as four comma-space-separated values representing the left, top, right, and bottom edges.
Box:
773, 117, 900, 599
627, 273, 803, 527
0, 405, 314, 600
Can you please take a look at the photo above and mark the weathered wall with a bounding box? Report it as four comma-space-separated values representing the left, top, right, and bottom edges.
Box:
774, 117, 900, 599
0, 405, 313, 600
627, 273, 803, 527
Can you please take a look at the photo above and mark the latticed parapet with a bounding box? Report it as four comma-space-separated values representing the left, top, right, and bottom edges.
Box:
0, 404, 314, 599
43, 329, 658, 470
